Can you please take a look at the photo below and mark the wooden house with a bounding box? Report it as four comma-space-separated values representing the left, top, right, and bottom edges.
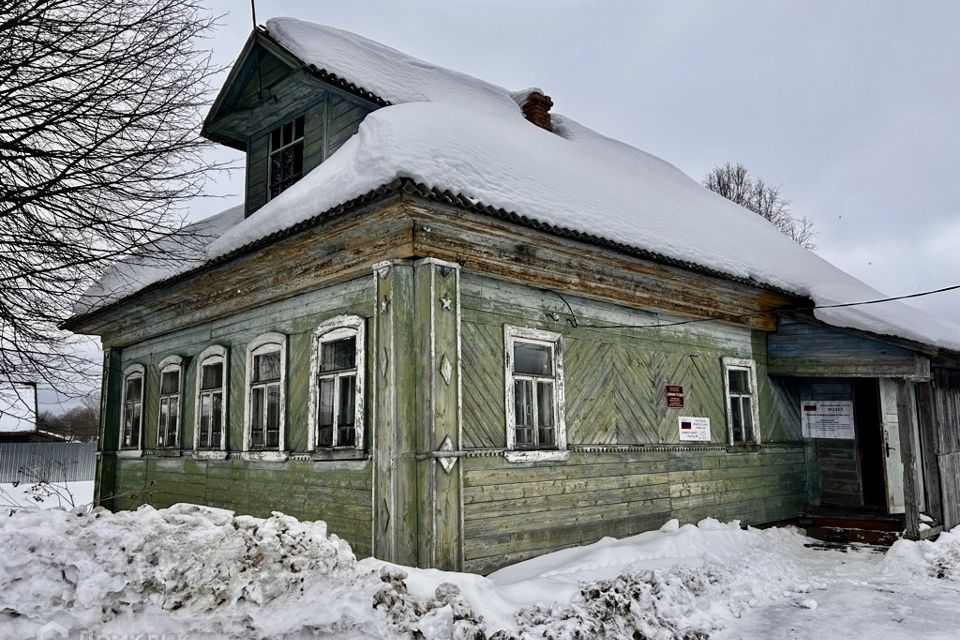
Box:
63, 18, 960, 574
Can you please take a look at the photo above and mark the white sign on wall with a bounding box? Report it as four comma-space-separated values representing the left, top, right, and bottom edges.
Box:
801, 400, 855, 439
678, 416, 711, 442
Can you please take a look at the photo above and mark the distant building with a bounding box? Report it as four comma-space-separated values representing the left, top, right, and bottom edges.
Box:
64, 19, 960, 573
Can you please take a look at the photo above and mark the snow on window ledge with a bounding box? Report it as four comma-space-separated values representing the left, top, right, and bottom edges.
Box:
504, 450, 571, 464
194, 450, 229, 460
241, 450, 289, 463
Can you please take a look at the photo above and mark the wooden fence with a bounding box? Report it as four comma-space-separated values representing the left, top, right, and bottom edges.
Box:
0, 442, 96, 483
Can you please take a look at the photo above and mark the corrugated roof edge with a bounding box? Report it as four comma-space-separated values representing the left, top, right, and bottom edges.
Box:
257, 25, 392, 108
62, 177, 803, 332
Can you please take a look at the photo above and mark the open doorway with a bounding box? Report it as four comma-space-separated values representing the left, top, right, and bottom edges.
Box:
853, 379, 886, 510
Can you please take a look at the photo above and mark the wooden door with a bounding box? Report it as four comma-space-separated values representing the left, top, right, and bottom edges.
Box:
879, 378, 905, 514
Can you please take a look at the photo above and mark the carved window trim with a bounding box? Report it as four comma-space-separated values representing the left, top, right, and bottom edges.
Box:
194, 345, 229, 459
308, 315, 365, 457
156, 355, 184, 450
118, 363, 145, 456
722, 357, 761, 446
504, 325, 567, 453
242, 332, 287, 462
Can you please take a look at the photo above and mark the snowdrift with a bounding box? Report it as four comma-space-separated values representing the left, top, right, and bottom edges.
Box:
4, 503, 960, 639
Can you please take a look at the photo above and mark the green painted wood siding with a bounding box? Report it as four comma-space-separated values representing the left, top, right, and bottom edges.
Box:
244, 90, 372, 217
457, 273, 806, 572
461, 447, 805, 574
460, 274, 800, 448
768, 316, 922, 377
111, 276, 375, 555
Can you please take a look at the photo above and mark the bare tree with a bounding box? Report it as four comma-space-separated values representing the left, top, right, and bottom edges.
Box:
38, 393, 100, 441
704, 162, 816, 249
0, 0, 223, 394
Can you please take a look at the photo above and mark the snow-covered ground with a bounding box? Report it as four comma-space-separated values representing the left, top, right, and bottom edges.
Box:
1, 503, 957, 639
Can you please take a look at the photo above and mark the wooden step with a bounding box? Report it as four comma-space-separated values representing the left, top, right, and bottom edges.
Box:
804, 526, 901, 546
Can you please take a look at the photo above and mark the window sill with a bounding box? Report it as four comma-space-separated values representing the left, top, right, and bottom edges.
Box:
241, 450, 289, 462
116, 449, 143, 458
309, 448, 367, 461
194, 450, 229, 460
153, 448, 181, 457
726, 443, 762, 453
504, 449, 571, 464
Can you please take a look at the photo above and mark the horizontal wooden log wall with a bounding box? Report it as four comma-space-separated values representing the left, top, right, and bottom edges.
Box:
113, 456, 373, 556
111, 276, 375, 555
461, 447, 805, 574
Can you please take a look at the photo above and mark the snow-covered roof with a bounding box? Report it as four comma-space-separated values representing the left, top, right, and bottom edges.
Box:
73, 18, 960, 352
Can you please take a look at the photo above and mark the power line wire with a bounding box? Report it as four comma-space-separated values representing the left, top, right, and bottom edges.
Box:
543, 282, 960, 332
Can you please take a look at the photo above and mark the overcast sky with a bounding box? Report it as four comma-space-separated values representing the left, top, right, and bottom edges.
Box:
197, 0, 960, 318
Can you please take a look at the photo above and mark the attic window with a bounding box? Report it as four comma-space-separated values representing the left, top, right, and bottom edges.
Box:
267, 115, 305, 200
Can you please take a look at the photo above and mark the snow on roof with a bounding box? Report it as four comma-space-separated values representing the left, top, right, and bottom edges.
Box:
264, 18, 521, 118
74, 205, 244, 315
74, 19, 960, 352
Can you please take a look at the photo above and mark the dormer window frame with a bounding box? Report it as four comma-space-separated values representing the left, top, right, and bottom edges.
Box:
266, 114, 305, 201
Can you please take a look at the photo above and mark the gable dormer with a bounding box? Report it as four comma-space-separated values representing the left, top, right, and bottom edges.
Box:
203, 29, 383, 217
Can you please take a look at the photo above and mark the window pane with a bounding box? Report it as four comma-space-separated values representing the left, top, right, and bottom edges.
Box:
266, 383, 280, 448
728, 369, 749, 394
731, 397, 744, 443
741, 396, 754, 442
159, 398, 169, 442
160, 370, 179, 395
292, 141, 303, 176
125, 377, 141, 402
515, 425, 533, 447
537, 381, 555, 428
129, 402, 141, 448
539, 426, 556, 447
514, 342, 552, 376
339, 375, 356, 426
168, 401, 178, 446
321, 337, 356, 372
251, 387, 264, 446
282, 121, 292, 146
200, 395, 211, 448
318, 377, 334, 447
201, 362, 223, 390
254, 350, 280, 382
211, 392, 222, 448
514, 379, 534, 427
294, 115, 305, 139
270, 128, 281, 150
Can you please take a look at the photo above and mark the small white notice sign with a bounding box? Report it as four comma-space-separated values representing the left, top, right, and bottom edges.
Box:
801, 400, 855, 439
678, 416, 711, 442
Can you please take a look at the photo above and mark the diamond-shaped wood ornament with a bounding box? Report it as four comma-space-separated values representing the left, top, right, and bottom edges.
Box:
439, 353, 452, 385
437, 435, 457, 474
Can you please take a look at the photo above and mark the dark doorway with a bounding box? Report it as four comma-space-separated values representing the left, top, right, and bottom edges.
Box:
853, 379, 886, 509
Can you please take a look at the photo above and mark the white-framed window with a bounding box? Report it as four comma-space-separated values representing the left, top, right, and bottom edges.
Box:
722, 357, 761, 445
119, 363, 145, 451
504, 326, 566, 451
308, 315, 365, 452
194, 345, 228, 456
243, 332, 287, 458
156, 355, 184, 449
267, 115, 305, 200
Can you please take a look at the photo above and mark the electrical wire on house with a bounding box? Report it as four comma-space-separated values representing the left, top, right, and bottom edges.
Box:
542, 282, 960, 332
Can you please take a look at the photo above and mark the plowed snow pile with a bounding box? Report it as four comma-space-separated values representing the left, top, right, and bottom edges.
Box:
2, 504, 960, 639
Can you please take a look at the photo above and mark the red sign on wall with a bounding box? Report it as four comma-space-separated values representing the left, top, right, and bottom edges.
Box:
666, 385, 684, 408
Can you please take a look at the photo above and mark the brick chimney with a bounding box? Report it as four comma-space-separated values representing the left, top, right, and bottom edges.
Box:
521, 91, 554, 132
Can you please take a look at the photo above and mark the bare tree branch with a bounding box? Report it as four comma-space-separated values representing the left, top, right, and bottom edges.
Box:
0, 0, 226, 394
704, 162, 817, 249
